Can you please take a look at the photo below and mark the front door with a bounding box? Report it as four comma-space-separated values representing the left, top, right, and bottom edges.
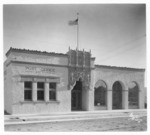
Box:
71, 80, 82, 110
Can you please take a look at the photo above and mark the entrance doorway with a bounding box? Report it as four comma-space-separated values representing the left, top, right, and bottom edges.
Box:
112, 81, 122, 109
71, 79, 82, 111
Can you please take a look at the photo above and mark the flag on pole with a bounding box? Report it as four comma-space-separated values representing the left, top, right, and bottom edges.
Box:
68, 19, 78, 25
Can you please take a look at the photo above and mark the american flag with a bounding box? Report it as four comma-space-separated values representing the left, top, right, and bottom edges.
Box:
68, 19, 78, 25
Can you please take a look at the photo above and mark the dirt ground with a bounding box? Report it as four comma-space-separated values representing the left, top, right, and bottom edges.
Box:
5, 116, 147, 132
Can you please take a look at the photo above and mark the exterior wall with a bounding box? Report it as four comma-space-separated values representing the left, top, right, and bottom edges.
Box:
94, 106, 107, 110
88, 69, 95, 111
5, 49, 70, 115
94, 66, 145, 110
144, 87, 147, 108
12, 91, 71, 114
4, 48, 146, 115
4, 62, 13, 114
7, 51, 68, 66
128, 105, 138, 109
10, 62, 69, 114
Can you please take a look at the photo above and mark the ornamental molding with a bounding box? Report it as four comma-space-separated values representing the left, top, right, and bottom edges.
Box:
68, 68, 91, 90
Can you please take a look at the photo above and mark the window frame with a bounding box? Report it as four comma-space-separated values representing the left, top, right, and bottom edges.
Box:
49, 82, 57, 101
24, 81, 32, 101
37, 82, 45, 101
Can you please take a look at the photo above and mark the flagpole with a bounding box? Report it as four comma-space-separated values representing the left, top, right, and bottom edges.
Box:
77, 13, 79, 50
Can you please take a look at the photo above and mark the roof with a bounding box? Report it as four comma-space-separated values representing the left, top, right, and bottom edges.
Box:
95, 64, 145, 71
6, 47, 96, 59
6, 47, 68, 57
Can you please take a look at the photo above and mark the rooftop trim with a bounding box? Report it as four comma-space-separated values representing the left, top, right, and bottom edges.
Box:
6, 47, 68, 57
95, 64, 145, 71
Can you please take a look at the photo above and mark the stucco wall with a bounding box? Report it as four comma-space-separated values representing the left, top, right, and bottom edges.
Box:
12, 90, 71, 114
7, 51, 68, 66
10, 62, 70, 114
4, 48, 69, 114
94, 66, 145, 109
4, 48, 146, 114
4, 63, 13, 114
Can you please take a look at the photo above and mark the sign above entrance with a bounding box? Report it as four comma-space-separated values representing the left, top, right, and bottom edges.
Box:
25, 66, 55, 74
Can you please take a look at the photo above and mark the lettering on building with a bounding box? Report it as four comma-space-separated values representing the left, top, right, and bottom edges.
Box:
25, 66, 55, 74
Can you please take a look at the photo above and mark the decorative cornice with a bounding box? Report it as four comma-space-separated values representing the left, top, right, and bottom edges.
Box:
6, 47, 68, 57
7, 60, 68, 68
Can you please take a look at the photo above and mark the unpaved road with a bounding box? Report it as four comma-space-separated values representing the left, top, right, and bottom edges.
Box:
5, 116, 147, 131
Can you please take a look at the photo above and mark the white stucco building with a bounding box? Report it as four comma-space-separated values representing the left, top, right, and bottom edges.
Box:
4, 47, 146, 114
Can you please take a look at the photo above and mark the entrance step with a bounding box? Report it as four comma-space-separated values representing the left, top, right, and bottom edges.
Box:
5, 109, 147, 125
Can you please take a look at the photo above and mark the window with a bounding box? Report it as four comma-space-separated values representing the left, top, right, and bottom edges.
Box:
49, 82, 56, 100
37, 82, 44, 100
128, 82, 139, 107
94, 86, 106, 106
129, 88, 138, 106
24, 81, 32, 101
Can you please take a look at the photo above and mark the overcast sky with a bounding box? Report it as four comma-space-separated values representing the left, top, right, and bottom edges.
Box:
3, 4, 146, 68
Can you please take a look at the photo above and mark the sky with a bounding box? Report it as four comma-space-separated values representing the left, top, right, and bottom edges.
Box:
3, 4, 146, 68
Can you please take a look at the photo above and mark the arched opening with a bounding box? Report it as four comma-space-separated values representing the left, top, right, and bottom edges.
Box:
112, 81, 122, 109
94, 80, 107, 110
128, 82, 139, 109
71, 78, 82, 110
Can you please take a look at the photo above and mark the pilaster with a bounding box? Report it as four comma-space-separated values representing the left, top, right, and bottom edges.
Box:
44, 82, 49, 101
107, 90, 112, 110
32, 81, 37, 101
122, 90, 128, 109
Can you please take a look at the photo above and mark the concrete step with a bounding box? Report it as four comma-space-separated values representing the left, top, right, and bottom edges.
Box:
5, 109, 147, 125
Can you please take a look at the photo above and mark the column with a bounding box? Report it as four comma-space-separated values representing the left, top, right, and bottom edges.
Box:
86, 89, 94, 111
139, 90, 144, 109
32, 81, 37, 101
44, 82, 49, 102
122, 90, 128, 109
107, 90, 112, 110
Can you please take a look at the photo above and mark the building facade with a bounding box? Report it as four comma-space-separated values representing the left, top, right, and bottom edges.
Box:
4, 47, 145, 114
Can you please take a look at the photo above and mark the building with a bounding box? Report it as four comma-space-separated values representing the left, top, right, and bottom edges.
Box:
4, 47, 145, 114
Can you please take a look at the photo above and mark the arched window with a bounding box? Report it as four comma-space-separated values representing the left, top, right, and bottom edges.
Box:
112, 81, 123, 109
94, 80, 107, 106
128, 82, 139, 108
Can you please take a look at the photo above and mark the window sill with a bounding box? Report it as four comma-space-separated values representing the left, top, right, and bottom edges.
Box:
45, 100, 60, 104
94, 105, 106, 107
19, 100, 60, 105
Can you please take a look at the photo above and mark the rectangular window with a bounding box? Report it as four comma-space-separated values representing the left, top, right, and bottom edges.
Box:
24, 81, 32, 101
49, 82, 56, 100
37, 82, 44, 101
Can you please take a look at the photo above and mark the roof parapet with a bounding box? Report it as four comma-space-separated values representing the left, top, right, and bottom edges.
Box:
6, 47, 68, 57
95, 64, 145, 71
